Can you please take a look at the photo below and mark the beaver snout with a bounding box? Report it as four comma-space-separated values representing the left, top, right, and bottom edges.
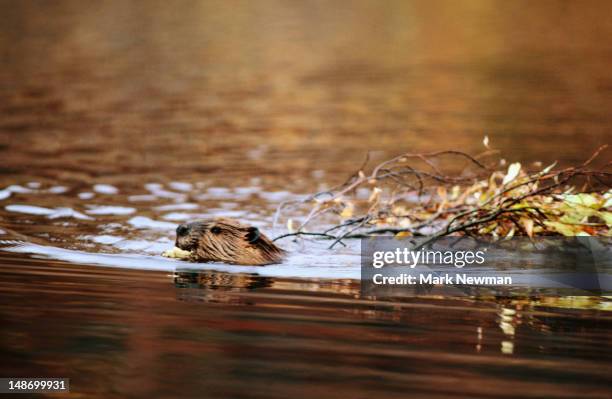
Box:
176, 224, 190, 237
175, 223, 196, 250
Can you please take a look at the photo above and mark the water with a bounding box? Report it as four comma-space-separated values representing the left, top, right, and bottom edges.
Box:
1, 1, 611, 397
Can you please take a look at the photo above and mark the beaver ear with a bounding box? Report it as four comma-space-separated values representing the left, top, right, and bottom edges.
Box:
245, 227, 260, 244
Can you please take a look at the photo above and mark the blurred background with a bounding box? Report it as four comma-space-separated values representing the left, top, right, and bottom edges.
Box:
1, 0, 611, 192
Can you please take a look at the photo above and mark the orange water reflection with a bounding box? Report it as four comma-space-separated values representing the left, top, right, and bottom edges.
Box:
0, 257, 610, 398
1, 1, 611, 398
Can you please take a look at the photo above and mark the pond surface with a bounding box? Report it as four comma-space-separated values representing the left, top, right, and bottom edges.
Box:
0, 1, 611, 398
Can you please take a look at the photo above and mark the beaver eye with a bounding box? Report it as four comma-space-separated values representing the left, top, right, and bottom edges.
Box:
210, 226, 221, 234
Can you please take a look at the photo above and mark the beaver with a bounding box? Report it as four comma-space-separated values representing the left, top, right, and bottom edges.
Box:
167, 218, 285, 266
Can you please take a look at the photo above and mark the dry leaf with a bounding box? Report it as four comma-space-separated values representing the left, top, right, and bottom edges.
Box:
502, 162, 521, 185
521, 218, 534, 238
395, 231, 412, 238
340, 203, 354, 219
368, 187, 382, 203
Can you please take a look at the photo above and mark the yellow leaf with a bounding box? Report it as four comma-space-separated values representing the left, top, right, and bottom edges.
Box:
488, 173, 498, 192
502, 162, 521, 185
541, 162, 557, 174
544, 221, 581, 236
340, 203, 354, 219
603, 190, 611, 208
563, 193, 601, 209
395, 231, 412, 238
436, 199, 447, 213
521, 218, 534, 238
601, 211, 612, 227
368, 187, 382, 203
479, 222, 498, 234
451, 185, 461, 200
437, 186, 447, 201
559, 201, 598, 224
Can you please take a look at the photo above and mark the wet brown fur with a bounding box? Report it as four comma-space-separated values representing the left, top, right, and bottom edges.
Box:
175, 218, 284, 265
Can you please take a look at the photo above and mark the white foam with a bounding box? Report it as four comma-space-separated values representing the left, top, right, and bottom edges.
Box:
86, 205, 136, 215
6, 205, 54, 215
128, 194, 158, 202
234, 187, 259, 196
144, 183, 163, 191
5, 185, 33, 194
113, 239, 159, 251
48, 186, 69, 194
93, 184, 119, 195
161, 212, 193, 221
151, 189, 185, 200
78, 192, 95, 200
203, 209, 246, 219
199, 187, 231, 199
154, 203, 199, 211
128, 216, 176, 230
168, 182, 193, 192
48, 208, 92, 220
258, 191, 295, 201
144, 183, 185, 199
5, 205, 92, 220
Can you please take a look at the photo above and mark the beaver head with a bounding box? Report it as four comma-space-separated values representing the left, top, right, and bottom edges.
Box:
174, 218, 284, 265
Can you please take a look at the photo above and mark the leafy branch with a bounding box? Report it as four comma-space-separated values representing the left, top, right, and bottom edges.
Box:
274, 143, 611, 248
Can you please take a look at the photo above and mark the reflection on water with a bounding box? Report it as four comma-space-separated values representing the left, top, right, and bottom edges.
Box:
1, 0, 611, 397
0, 258, 610, 398
174, 270, 273, 303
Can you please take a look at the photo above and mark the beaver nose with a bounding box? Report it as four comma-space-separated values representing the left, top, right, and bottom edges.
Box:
176, 224, 190, 236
